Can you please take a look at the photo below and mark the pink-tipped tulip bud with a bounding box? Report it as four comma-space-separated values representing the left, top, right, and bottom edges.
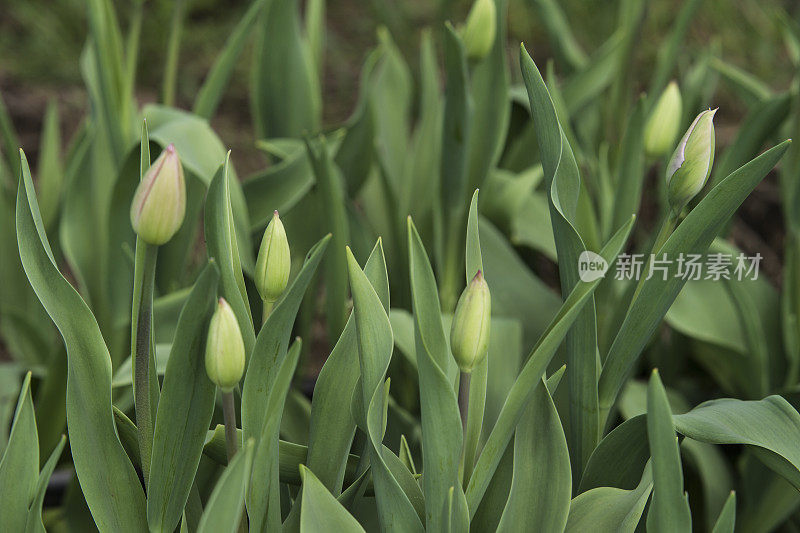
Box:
205, 298, 246, 392
130, 143, 186, 245
450, 271, 491, 373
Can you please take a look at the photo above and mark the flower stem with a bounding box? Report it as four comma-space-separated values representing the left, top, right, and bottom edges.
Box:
132, 241, 158, 487
458, 371, 471, 461
262, 299, 275, 327
222, 391, 239, 463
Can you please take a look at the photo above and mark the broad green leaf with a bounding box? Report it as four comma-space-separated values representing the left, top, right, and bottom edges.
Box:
612, 97, 646, 230
598, 140, 791, 423
710, 57, 772, 105
193, 0, 265, 120
711, 491, 736, 533
408, 217, 468, 531
197, 440, 254, 533
299, 465, 366, 533
579, 415, 649, 492
565, 464, 653, 532
147, 263, 220, 533
0, 372, 38, 531
204, 155, 255, 357
673, 395, 800, 489
252, 0, 321, 138
305, 241, 388, 495
24, 435, 66, 533
243, 143, 316, 229
561, 32, 624, 114
349, 245, 425, 530
465, 214, 635, 516
496, 379, 570, 532
17, 150, 147, 530
645, 370, 691, 532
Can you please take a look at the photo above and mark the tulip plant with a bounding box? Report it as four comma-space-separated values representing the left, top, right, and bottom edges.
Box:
2, 0, 800, 531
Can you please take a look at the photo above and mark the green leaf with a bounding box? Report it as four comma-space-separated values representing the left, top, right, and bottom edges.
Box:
711, 491, 736, 533
673, 395, 800, 490
0, 372, 38, 531
252, 0, 321, 138
205, 154, 255, 357
242, 234, 329, 440
645, 370, 691, 532
36, 99, 63, 229
527, 0, 587, 70
17, 150, 147, 530
299, 465, 366, 533
247, 339, 303, 532
465, 214, 635, 517
579, 415, 649, 492
304, 241, 389, 495
306, 137, 349, 340
598, 140, 791, 422
197, 439, 254, 533
520, 42, 600, 480
147, 263, 220, 533
193, 0, 265, 120
565, 464, 653, 532
407, 217, 468, 531
496, 379, 570, 532
24, 435, 66, 533
348, 245, 425, 530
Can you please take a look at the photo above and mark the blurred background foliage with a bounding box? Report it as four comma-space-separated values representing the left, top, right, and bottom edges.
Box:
0, 0, 796, 176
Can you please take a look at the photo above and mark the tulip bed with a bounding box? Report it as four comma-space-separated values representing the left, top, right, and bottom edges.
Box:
2, 0, 800, 531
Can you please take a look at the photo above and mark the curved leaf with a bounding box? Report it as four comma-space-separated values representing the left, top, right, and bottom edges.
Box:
299, 465, 366, 533
24, 435, 66, 533
197, 439, 254, 533
16, 149, 147, 530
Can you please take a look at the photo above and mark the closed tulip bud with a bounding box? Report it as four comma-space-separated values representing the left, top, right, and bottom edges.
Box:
450, 271, 491, 373
205, 298, 246, 392
130, 143, 186, 245
255, 211, 291, 303
461, 0, 496, 61
666, 108, 717, 213
644, 81, 682, 158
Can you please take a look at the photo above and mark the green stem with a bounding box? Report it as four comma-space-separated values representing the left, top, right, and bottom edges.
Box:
262, 299, 275, 327
132, 242, 158, 487
461, 360, 486, 488
222, 391, 239, 463
458, 371, 472, 486
162, 0, 186, 106
630, 211, 678, 304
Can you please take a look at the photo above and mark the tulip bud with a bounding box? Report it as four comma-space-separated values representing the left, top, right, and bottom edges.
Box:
130, 143, 186, 245
665, 108, 717, 213
205, 298, 246, 392
644, 81, 682, 158
450, 271, 491, 373
255, 211, 291, 303
461, 0, 496, 61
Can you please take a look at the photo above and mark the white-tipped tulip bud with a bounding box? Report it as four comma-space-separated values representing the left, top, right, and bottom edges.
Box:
205, 298, 246, 392
644, 81, 682, 158
461, 0, 496, 61
450, 271, 491, 373
666, 108, 717, 213
255, 211, 291, 303
130, 143, 186, 245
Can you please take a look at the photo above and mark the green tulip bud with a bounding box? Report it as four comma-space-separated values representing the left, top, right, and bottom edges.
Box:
644, 81, 682, 157
130, 143, 186, 245
255, 211, 291, 303
450, 271, 491, 373
666, 108, 717, 213
461, 0, 496, 61
205, 298, 246, 392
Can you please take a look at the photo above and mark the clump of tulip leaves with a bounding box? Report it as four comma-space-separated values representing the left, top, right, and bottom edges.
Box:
3, 0, 800, 531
